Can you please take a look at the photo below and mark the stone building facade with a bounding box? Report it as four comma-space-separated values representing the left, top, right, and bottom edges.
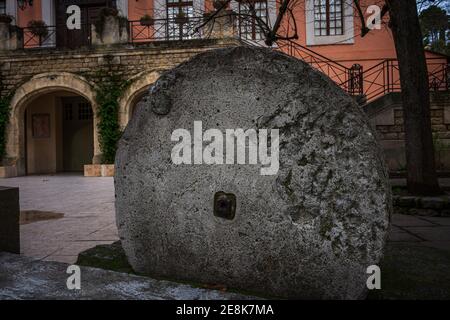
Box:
0, 37, 240, 176
0, 0, 448, 178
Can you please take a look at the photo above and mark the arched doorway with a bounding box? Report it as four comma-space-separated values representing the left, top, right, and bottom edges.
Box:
118, 70, 161, 130
6, 72, 99, 176
24, 91, 94, 174
128, 90, 148, 120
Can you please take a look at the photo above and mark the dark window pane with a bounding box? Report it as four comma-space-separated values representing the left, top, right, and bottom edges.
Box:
0, 0, 6, 15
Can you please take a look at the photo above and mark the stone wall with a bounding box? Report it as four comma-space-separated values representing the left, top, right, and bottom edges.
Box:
0, 39, 240, 97
0, 39, 241, 175
366, 92, 450, 172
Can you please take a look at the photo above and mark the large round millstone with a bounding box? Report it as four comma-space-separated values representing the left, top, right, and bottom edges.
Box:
115, 46, 391, 299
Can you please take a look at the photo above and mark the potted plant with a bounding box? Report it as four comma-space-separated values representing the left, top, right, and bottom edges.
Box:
94, 7, 120, 39
140, 14, 154, 27
27, 20, 48, 38
213, 0, 228, 10
0, 14, 13, 24
175, 11, 189, 25
100, 7, 119, 17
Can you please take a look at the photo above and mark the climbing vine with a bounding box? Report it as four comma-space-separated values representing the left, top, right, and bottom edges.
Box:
0, 94, 12, 164
94, 68, 129, 164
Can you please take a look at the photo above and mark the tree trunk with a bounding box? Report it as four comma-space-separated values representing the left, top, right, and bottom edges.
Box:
386, 0, 441, 195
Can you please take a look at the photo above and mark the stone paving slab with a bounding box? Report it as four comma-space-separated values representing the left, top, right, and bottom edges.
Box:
391, 214, 436, 227
388, 230, 423, 242
0, 253, 255, 300
406, 227, 450, 241
421, 217, 450, 226
391, 215, 450, 251
0, 175, 118, 264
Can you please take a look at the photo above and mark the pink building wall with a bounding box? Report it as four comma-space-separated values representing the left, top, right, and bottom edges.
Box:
128, 0, 153, 21
16, 0, 42, 27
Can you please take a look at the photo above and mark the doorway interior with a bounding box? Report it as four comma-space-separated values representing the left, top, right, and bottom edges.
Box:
24, 91, 94, 175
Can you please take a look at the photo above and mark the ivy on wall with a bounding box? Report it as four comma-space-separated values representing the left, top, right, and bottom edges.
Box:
94, 68, 129, 164
0, 94, 12, 164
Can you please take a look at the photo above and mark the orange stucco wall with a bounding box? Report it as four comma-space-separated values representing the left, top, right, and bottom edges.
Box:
128, 0, 153, 21
17, 0, 42, 27
286, 0, 446, 72
287, 0, 395, 70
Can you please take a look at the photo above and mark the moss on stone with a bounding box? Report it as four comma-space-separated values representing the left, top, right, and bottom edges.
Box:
76, 241, 135, 274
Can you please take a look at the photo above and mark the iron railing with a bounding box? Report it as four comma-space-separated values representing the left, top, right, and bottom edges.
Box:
18, 18, 449, 104
22, 18, 212, 48
23, 25, 57, 48
129, 17, 204, 43
22, 23, 92, 49
351, 58, 449, 102
276, 41, 449, 102
276, 41, 363, 96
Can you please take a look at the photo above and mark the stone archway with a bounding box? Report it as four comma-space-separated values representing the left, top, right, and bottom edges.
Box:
6, 72, 99, 176
118, 70, 161, 130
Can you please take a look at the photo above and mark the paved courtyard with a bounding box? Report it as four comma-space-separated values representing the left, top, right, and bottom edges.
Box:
1, 175, 450, 265
0, 174, 118, 264
389, 214, 450, 252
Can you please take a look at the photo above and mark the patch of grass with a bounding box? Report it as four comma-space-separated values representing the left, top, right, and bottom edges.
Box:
368, 243, 450, 300
76, 241, 134, 274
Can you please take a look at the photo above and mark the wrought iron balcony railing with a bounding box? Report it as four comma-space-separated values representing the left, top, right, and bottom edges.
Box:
277, 40, 356, 94
20, 15, 255, 49
129, 17, 205, 43
23, 25, 57, 48
349, 58, 449, 102
279, 41, 449, 103
22, 23, 92, 49
17, 17, 449, 104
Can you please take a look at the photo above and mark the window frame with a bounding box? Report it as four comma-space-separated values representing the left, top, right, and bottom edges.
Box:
0, 0, 6, 15
305, 0, 354, 46
313, 0, 344, 37
238, 0, 269, 41
165, 0, 195, 40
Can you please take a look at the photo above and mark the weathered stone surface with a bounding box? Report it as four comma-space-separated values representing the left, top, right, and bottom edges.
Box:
0, 166, 18, 178
115, 46, 392, 299
0, 253, 254, 300
84, 164, 101, 177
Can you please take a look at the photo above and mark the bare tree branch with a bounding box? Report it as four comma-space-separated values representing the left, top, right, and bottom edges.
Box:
265, 0, 291, 46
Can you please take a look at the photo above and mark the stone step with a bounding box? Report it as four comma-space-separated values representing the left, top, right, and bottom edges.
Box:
0, 253, 256, 300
